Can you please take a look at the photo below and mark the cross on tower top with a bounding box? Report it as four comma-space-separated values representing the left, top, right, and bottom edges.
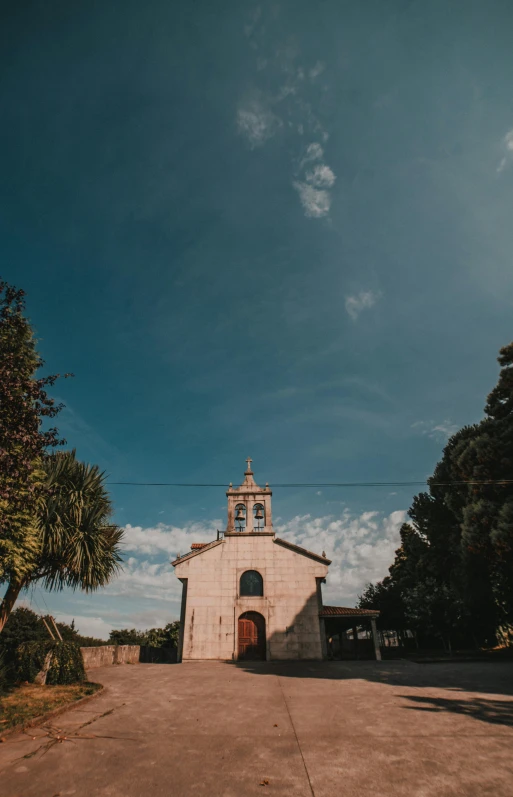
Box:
245, 457, 253, 473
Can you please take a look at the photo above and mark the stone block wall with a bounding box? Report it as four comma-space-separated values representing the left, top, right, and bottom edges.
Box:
174, 533, 329, 661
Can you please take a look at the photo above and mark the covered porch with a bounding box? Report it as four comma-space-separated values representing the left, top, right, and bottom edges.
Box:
320, 606, 381, 661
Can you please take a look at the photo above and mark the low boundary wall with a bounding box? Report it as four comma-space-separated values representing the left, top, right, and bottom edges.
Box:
81, 645, 141, 669
81, 645, 177, 668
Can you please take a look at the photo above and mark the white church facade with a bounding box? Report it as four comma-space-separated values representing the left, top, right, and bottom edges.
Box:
172, 459, 381, 662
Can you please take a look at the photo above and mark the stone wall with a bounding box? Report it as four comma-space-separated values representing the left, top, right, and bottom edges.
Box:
81, 645, 141, 669
173, 533, 329, 661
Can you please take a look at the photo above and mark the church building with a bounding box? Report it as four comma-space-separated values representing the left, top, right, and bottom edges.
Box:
172, 459, 382, 662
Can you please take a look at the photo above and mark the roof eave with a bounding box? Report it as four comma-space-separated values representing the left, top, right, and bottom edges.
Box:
273, 537, 332, 565
171, 539, 223, 567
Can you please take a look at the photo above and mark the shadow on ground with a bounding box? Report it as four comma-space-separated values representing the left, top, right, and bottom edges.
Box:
400, 693, 513, 727
232, 660, 513, 728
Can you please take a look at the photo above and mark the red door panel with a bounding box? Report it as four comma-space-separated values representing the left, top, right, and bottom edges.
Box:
238, 612, 266, 660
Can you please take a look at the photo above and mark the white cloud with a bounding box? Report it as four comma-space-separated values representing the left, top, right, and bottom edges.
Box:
123, 520, 220, 557
105, 558, 181, 602
97, 520, 223, 603
345, 291, 380, 321
305, 163, 336, 188
237, 99, 282, 148
293, 181, 331, 218
276, 508, 407, 603
411, 419, 458, 441
497, 128, 513, 173
309, 61, 325, 80
301, 142, 324, 166
294, 142, 336, 218
54, 613, 113, 640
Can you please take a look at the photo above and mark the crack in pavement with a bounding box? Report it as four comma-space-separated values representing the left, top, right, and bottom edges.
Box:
1, 702, 131, 771
276, 676, 315, 797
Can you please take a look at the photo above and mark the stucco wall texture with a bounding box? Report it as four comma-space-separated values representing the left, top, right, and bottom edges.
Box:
81, 645, 140, 669
173, 533, 329, 661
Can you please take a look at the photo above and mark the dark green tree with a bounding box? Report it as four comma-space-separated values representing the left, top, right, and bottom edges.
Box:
0, 280, 69, 628
109, 622, 179, 648
108, 628, 147, 646
359, 342, 513, 648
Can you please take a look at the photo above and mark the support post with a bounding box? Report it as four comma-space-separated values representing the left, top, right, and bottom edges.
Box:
370, 618, 381, 661
177, 578, 188, 663
352, 626, 358, 660
50, 616, 63, 642
319, 617, 328, 659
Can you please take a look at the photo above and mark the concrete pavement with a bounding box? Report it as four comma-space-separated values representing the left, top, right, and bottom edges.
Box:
1, 660, 512, 796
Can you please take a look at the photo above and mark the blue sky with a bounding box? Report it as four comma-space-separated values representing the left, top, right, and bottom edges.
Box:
2, 0, 513, 637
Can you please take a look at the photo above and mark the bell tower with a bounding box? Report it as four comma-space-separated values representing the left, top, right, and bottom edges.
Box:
226, 458, 273, 534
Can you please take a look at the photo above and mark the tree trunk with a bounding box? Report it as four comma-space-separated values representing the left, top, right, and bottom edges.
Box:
0, 579, 25, 633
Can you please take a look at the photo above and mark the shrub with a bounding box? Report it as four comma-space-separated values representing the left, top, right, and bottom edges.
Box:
15, 641, 85, 685
0, 650, 9, 693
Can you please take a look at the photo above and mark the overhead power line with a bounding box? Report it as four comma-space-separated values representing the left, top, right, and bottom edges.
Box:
107, 480, 513, 488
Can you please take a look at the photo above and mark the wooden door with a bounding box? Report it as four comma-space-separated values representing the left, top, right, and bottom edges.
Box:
238, 612, 266, 660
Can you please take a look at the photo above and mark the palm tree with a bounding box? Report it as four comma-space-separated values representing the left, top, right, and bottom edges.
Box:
0, 450, 124, 633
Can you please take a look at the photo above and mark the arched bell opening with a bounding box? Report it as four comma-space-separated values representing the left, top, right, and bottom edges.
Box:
234, 503, 246, 531
253, 503, 265, 531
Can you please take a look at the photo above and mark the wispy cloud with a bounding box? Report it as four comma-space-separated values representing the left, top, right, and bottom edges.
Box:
345, 291, 380, 321
411, 419, 458, 441
244, 6, 261, 38
309, 61, 325, 80
301, 142, 324, 165
497, 128, 513, 174
54, 400, 119, 463
294, 140, 336, 218
237, 96, 283, 148
238, 9, 335, 219
276, 508, 407, 603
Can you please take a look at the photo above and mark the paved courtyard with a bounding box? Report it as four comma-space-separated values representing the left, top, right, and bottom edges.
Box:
0, 660, 512, 796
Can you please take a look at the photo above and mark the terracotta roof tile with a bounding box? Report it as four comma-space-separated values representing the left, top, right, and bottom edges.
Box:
320, 605, 379, 617
190, 543, 208, 550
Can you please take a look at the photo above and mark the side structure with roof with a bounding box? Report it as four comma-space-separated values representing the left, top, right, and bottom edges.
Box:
172, 459, 381, 662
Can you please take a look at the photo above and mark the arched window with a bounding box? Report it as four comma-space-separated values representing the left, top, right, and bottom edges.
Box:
234, 503, 246, 531
240, 570, 264, 597
253, 503, 265, 531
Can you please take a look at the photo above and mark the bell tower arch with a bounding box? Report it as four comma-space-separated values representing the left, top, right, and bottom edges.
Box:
226, 458, 273, 534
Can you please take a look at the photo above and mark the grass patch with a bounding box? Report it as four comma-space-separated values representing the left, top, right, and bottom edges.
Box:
0, 682, 101, 732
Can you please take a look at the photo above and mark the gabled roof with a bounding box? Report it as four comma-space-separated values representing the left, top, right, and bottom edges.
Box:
320, 606, 379, 617
171, 535, 331, 567
273, 537, 331, 565
171, 539, 222, 567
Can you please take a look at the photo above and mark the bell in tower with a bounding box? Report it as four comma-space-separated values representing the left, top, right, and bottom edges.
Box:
226, 458, 273, 534
235, 504, 246, 531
